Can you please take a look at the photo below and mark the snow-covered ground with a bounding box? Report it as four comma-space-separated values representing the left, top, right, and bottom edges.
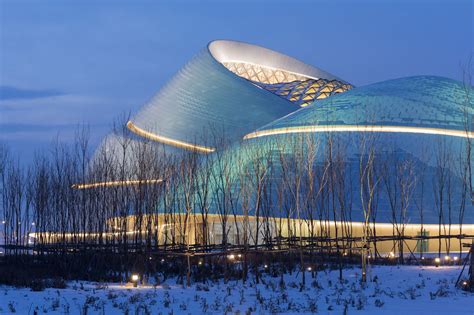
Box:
1, 265, 473, 314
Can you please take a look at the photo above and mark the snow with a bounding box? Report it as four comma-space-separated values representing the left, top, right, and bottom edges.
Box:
0, 265, 473, 314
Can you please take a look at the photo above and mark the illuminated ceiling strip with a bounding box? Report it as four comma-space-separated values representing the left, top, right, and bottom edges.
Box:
72, 179, 163, 190
244, 125, 474, 140
126, 121, 216, 153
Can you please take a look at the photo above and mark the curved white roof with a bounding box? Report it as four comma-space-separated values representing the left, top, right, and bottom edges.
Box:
208, 40, 346, 83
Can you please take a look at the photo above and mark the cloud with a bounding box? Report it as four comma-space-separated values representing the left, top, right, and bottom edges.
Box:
0, 93, 116, 125
0, 86, 63, 100
0, 91, 128, 163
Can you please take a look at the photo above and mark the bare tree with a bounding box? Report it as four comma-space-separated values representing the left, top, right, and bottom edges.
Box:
359, 131, 380, 283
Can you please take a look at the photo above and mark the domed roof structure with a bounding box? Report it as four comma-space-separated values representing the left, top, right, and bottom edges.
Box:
245, 76, 473, 140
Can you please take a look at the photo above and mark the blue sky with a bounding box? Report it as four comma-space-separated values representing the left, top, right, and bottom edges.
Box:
0, 0, 472, 161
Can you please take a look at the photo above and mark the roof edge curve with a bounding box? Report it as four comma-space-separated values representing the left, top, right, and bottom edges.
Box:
207, 39, 346, 83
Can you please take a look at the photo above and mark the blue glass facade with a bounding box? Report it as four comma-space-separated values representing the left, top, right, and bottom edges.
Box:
258, 76, 473, 132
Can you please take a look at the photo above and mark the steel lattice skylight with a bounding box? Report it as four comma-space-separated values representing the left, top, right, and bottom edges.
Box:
252, 78, 353, 107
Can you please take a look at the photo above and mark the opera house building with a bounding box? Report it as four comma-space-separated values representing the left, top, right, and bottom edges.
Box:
70, 40, 474, 255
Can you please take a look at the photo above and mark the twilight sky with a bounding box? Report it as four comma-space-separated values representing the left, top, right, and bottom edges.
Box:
0, 0, 472, 162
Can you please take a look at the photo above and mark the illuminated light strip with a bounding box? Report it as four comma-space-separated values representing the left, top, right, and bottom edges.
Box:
243, 125, 474, 140
29, 230, 143, 239
126, 121, 216, 153
72, 179, 163, 190
29, 220, 474, 243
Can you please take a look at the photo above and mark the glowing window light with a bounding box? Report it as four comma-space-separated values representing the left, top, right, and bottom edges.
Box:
127, 121, 215, 153
243, 125, 474, 140
72, 179, 163, 190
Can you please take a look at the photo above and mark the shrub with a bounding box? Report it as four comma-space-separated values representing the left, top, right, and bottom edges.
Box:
29, 279, 45, 292
51, 277, 67, 289
7, 302, 16, 313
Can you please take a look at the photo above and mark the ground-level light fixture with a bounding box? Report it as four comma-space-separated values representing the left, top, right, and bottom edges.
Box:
228, 254, 235, 260
264, 264, 268, 269
131, 274, 139, 287
198, 261, 203, 266
444, 255, 450, 261
453, 256, 459, 262
307, 267, 312, 271
237, 254, 242, 258
435, 257, 441, 267
389, 251, 395, 259
161, 258, 165, 263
